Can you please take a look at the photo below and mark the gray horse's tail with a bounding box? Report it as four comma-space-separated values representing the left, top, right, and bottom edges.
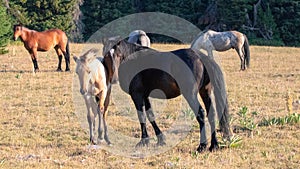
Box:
139, 34, 151, 47
243, 34, 250, 68
195, 50, 232, 139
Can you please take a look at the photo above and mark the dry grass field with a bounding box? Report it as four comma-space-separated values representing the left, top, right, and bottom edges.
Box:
0, 43, 299, 168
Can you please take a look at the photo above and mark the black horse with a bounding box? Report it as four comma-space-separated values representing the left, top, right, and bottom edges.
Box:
102, 38, 231, 152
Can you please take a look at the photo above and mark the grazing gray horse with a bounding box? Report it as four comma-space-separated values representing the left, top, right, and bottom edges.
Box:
128, 30, 151, 47
191, 30, 250, 70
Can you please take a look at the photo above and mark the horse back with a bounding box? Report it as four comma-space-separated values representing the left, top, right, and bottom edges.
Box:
169, 49, 207, 88
34, 29, 68, 51
171, 49, 203, 71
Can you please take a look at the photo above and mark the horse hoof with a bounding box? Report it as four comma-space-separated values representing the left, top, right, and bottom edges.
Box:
135, 137, 150, 148
90, 139, 97, 145
104, 137, 112, 145
65, 68, 70, 72
157, 134, 166, 146
209, 144, 219, 152
56, 68, 62, 72
196, 143, 207, 153
240, 68, 246, 71
97, 138, 105, 144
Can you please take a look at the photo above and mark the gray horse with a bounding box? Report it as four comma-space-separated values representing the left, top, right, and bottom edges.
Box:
191, 30, 250, 70
128, 30, 151, 47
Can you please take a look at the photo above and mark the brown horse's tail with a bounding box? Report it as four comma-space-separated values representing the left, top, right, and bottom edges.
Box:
243, 34, 250, 68
65, 39, 70, 70
66, 39, 70, 60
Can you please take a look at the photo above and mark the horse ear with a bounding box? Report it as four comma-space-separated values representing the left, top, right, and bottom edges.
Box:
116, 40, 122, 45
73, 56, 78, 62
89, 48, 99, 55
102, 37, 107, 44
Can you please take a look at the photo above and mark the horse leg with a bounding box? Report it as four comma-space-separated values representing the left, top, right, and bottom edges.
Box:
96, 86, 110, 145
144, 97, 166, 146
96, 101, 104, 143
55, 47, 63, 71
200, 84, 219, 152
184, 92, 207, 152
84, 95, 97, 144
235, 48, 245, 70
103, 86, 112, 145
131, 93, 149, 147
93, 82, 108, 144
30, 50, 39, 72
61, 47, 70, 71
207, 49, 214, 59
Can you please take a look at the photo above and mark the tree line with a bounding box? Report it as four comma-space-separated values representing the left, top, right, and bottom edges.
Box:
1, 0, 300, 53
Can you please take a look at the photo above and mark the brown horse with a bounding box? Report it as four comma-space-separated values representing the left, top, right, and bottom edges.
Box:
13, 25, 70, 72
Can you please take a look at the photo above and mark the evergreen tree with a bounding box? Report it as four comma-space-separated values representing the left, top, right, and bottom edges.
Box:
70, 0, 84, 42
270, 0, 300, 46
80, 0, 135, 41
0, 3, 11, 54
9, 0, 77, 39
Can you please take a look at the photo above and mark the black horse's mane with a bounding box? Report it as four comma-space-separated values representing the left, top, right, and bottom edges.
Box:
117, 40, 201, 70
117, 40, 153, 63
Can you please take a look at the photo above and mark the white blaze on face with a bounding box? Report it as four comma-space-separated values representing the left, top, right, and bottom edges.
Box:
110, 48, 115, 57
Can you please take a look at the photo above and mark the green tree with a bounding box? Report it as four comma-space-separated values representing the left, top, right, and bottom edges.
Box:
70, 0, 300, 45
270, 0, 300, 46
9, 0, 77, 40
217, 0, 253, 31
80, 0, 135, 41
0, 3, 11, 54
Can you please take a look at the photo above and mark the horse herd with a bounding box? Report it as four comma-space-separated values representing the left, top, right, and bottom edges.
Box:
13, 25, 251, 153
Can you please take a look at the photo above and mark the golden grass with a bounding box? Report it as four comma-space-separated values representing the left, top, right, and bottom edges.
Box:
0, 43, 299, 168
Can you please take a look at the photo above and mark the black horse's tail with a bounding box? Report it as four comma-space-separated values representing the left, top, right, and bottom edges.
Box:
195, 50, 232, 139
243, 34, 250, 68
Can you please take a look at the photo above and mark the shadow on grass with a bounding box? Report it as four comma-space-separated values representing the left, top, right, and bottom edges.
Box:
0, 69, 73, 73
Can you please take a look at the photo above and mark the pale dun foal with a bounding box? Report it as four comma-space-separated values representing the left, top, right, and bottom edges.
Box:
74, 48, 111, 145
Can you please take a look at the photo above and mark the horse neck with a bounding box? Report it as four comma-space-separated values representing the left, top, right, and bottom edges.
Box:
87, 59, 101, 82
191, 31, 208, 48
88, 58, 101, 72
20, 27, 33, 42
119, 41, 147, 62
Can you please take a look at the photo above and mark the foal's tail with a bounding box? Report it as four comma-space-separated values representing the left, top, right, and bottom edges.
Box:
195, 50, 232, 139
243, 34, 250, 68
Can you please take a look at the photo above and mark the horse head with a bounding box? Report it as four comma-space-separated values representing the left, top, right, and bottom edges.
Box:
73, 48, 98, 95
103, 37, 123, 84
13, 24, 23, 41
